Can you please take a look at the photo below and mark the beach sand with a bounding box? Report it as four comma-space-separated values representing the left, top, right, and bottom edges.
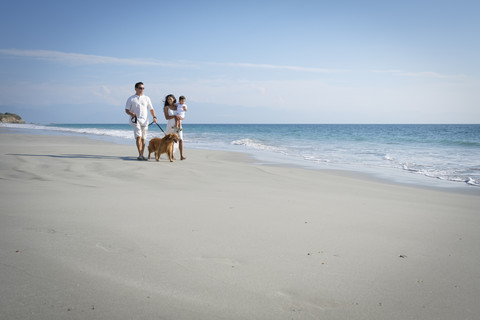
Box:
1, 132, 479, 320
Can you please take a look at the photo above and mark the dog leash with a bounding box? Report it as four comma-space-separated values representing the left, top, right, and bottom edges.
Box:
149, 121, 167, 135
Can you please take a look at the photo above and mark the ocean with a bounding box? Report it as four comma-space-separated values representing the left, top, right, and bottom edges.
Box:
2, 123, 480, 189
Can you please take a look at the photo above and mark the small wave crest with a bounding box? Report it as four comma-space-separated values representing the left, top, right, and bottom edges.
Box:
401, 162, 479, 186
466, 177, 479, 186
303, 155, 330, 163
2, 123, 49, 130
1, 123, 133, 140
440, 139, 480, 147
231, 138, 286, 153
383, 154, 395, 161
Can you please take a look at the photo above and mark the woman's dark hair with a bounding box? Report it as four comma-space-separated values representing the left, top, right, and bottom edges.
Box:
164, 94, 177, 107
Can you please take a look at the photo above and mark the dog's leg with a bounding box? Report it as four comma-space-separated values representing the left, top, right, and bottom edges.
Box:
169, 145, 174, 162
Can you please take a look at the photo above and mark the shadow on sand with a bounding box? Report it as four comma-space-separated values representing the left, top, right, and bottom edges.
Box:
7, 153, 141, 161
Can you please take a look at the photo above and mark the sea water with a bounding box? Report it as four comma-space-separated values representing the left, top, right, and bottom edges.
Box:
2, 123, 479, 188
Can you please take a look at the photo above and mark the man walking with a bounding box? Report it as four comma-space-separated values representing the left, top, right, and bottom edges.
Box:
125, 82, 157, 160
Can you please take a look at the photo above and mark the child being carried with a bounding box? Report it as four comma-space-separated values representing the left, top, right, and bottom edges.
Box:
173, 95, 188, 131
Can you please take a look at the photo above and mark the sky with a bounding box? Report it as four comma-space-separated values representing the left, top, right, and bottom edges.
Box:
0, 0, 479, 124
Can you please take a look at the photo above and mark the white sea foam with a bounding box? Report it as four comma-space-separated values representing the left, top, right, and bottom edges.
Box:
1, 123, 133, 141
231, 138, 286, 153
303, 155, 330, 163
2, 123, 48, 130
466, 177, 479, 186
383, 154, 395, 161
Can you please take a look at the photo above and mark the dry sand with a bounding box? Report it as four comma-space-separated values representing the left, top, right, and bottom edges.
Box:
1, 132, 479, 319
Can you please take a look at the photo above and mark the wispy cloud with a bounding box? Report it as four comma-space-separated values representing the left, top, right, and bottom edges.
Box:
0, 49, 183, 67
371, 69, 465, 80
206, 61, 346, 73
4, 49, 465, 78
0, 48, 343, 73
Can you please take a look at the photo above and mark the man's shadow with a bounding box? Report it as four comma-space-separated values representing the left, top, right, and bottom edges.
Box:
7, 153, 140, 161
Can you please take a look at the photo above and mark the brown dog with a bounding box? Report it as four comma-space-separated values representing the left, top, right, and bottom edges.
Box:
147, 133, 179, 162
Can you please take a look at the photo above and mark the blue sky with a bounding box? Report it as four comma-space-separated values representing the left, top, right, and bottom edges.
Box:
0, 0, 479, 124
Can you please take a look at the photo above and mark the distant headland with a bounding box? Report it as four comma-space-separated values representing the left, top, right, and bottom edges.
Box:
0, 112, 25, 123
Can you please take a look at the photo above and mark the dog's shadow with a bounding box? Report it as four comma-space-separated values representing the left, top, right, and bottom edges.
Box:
7, 153, 140, 161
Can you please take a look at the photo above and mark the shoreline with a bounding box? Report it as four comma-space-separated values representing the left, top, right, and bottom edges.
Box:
1, 131, 480, 319
1, 126, 478, 195
0, 124, 480, 194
